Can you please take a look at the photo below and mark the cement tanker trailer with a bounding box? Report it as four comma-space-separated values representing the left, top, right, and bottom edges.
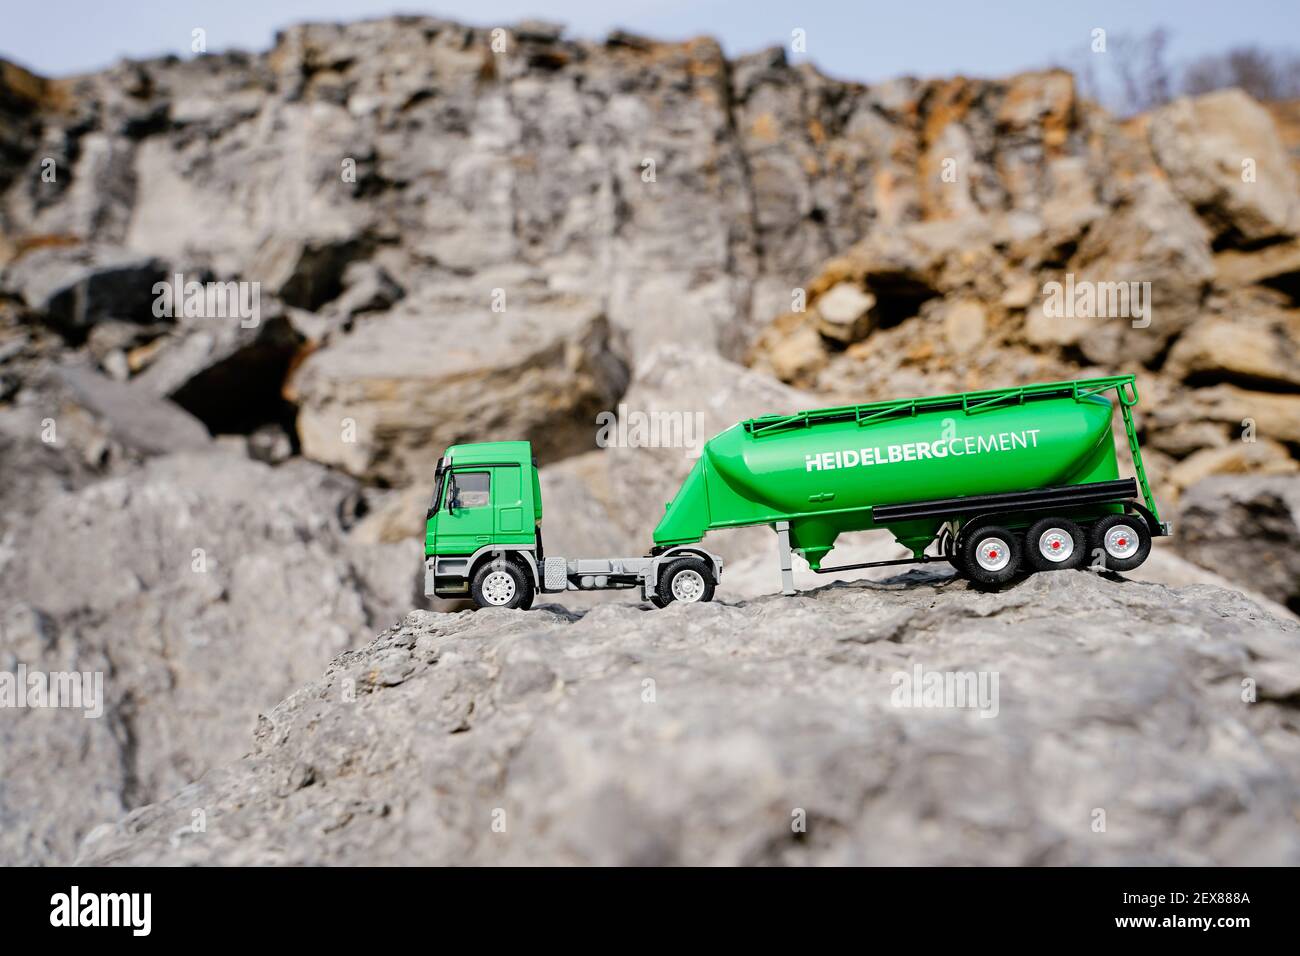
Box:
423, 375, 1168, 609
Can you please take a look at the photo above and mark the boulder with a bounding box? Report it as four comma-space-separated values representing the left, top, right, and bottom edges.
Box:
1148, 89, 1300, 245
1166, 313, 1300, 389
1176, 474, 1300, 609
51, 362, 212, 455
1191, 384, 1300, 445
942, 300, 987, 352
814, 282, 875, 343
1167, 439, 1297, 493
1062, 175, 1215, 366
0, 245, 169, 340
288, 296, 630, 485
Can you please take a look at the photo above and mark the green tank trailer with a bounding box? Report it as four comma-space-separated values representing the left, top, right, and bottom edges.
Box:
424, 375, 1167, 609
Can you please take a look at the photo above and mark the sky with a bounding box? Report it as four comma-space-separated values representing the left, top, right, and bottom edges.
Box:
2, 0, 1297, 85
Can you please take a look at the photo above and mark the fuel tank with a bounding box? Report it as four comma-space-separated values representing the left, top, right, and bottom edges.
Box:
652, 388, 1121, 568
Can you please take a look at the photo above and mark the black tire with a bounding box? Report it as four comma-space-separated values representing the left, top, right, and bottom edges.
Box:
1025, 516, 1087, 572
656, 557, 716, 606
647, 594, 670, 609
959, 524, 1022, 586
470, 558, 535, 610
1088, 513, 1151, 573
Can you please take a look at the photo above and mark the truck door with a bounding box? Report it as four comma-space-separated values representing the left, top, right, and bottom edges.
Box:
492, 465, 525, 537
437, 470, 494, 554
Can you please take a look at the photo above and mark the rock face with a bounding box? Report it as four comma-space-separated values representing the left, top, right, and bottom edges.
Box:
77, 571, 1300, 866
0, 450, 412, 865
1176, 475, 1300, 612
289, 296, 630, 485
742, 81, 1300, 508
1148, 89, 1300, 244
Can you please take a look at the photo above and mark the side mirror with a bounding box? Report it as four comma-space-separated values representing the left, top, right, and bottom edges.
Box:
445, 476, 458, 514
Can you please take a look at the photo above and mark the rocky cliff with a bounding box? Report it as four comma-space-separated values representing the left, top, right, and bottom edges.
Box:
1, 16, 1299, 864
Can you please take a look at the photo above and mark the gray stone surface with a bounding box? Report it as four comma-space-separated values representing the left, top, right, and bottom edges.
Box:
0, 246, 169, 338
76, 571, 1300, 866
0, 450, 411, 865
1148, 89, 1300, 244
288, 296, 630, 484
1176, 474, 1300, 610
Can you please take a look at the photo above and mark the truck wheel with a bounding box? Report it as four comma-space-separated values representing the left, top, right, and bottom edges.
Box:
471, 559, 535, 610
940, 527, 967, 577
960, 525, 1022, 586
1089, 514, 1151, 572
1025, 516, 1086, 572
656, 557, 715, 606
648, 594, 670, 609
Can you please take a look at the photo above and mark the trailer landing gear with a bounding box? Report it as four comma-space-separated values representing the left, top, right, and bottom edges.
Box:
774, 521, 797, 596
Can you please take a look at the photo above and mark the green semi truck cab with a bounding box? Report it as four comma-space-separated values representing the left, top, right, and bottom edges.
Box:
424, 440, 723, 609
424, 375, 1168, 610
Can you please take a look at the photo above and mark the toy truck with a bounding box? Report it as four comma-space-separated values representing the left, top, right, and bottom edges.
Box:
424, 375, 1168, 609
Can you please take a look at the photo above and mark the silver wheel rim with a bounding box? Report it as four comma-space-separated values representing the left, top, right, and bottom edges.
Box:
1038, 527, 1074, 563
481, 570, 517, 606
975, 537, 1010, 572
670, 569, 706, 602
1104, 524, 1139, 559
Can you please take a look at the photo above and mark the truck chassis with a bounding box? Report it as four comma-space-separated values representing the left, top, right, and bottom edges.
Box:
793, 476, 1170, 591
426, 545, 724, 609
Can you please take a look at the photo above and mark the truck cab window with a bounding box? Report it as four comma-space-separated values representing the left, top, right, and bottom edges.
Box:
449, 471, 490, 509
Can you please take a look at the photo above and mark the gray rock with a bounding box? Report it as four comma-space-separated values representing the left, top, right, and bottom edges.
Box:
52, 363, 211, 455
1176, 474, 1300, 610
0, 449, 410, 864
1, 246, 169, 340
75, 571, 1300, 865
288, 296, 630, 484
254, 236, 371, 312
246, 422, 294, 464
132, 311, 304, 436
332, 261, 404, 319
1148, 89, 1300, 244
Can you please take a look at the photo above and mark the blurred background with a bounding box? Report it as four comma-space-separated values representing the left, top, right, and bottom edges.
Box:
1, 2, 1298, 863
